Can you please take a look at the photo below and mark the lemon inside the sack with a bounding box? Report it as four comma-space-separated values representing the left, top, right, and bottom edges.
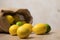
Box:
32, 23, 47, 35
6, 15, 14, 24
9, 25, 19, 36
17, 27, 31, 39
45, 24, 51, 33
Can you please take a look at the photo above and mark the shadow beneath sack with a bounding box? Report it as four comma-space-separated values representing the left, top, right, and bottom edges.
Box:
0, 32, 9, 34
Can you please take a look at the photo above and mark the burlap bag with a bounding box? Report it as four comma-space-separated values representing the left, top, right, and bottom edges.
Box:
0, 8, 33, 33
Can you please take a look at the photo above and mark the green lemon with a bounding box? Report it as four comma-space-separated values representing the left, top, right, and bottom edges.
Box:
17, 27, 31, 39
32, 23, 47, 35
16, 21, 24, 26
45, 24, 51, 33
9, 25, 19, 36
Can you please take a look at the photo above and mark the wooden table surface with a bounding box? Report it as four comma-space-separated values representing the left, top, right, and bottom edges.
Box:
0, 30, 60, 40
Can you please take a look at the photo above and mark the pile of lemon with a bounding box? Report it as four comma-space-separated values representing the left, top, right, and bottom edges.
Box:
9, 23, 51, 39
6, 15, 51, 39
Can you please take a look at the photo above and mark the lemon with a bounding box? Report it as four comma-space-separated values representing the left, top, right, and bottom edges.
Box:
17, 27, 31, 39
32, 23, 47, 35
22, 23, 33, 32
16, 21, 24, 26
45, 24, 51, 33
9, 25, 19, 36
22, 23, 33, 29
6, 15, 14, 24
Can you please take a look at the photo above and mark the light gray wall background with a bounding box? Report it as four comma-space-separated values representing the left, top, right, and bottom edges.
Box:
0, 0, 60, 31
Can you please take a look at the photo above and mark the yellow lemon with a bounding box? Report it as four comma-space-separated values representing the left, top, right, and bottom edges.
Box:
32, 23, 47, 35
22, 23, 33, 32
9, 25, 19, 36
17, 27, 31, 39
22, 23, 33, 29
6, 15, 14, 24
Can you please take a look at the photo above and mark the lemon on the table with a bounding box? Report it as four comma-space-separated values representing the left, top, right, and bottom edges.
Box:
32, 23, 47, 35
16, 21, 24, 26
6, 15, 14, 24
22, 23, 33, 29
45, 24, 51, 33
17, 27, 31, 39
9, 25, 19, 36
22, 23, 33, 32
